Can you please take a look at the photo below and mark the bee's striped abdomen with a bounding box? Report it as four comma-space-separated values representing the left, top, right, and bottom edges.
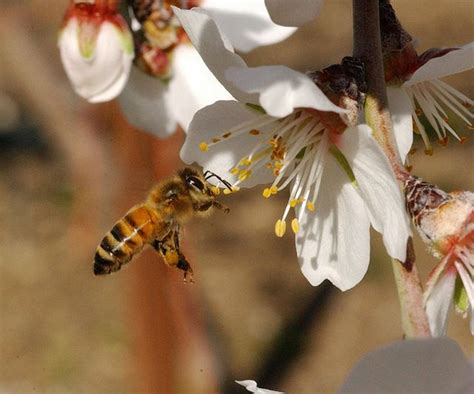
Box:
93, 205, 159, 275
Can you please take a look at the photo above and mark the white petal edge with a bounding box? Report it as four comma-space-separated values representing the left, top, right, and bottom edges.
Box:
168, 44, 234, 132
295, 156, 371, 291
235, 380, 284, 394
117, 68, 177, 137
339, 125, 411, 262
387, 87, 414, 163
202, 0, 296, 52
181, 100, 275, 187
172, 7, 257, 104
339, 338, 474, 394
264, 0, 323, 27
425, 268, 456, 336
406, 42, 474, 85
226, 65, 347, 118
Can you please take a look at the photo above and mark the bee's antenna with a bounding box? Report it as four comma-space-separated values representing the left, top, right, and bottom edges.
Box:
204, 171, 233, 191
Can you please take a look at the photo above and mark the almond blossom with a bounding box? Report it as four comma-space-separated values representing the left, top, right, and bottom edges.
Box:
387, 43, 474, 161
174, 8, 411, 290
118, 0, 297, 137
58, 1, 134, 103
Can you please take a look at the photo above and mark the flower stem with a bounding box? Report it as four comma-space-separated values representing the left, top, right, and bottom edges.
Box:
352, 0, 408, 181
391, 239, 431, 337
352, 0, 430, 338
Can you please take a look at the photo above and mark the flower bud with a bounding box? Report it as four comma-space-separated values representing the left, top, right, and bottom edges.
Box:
404, 175, 473, 335
58, 1, 134, 102
404, 176, 473, 258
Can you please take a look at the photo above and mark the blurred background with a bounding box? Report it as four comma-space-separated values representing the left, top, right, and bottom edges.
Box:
0, 1, 472, 393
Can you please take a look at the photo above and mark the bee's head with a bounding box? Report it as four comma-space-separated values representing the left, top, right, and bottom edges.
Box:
179, 167, 230, 214
179, 167, 210, 198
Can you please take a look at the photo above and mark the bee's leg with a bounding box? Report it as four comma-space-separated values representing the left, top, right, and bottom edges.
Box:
151, 230, 194, 283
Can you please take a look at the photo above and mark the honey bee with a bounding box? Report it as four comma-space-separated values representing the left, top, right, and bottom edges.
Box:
93, 167, 231, 281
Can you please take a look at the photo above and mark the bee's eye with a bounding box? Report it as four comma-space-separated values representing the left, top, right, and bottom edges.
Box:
187, 176, 204, 191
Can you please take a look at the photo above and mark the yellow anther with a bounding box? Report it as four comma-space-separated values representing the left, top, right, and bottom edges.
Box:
262, 188, 272, 198
270, 186, 278, 195
291, 218, 300, 234
230, 167, 239, 175
239, 158, 252, 166
199, 142, 209, 152
223, 186, 240, 195
290, 198, 303, 208
306, 201, 315, 212
274, 161, 283, 170
211, 186, 221, 195
239, 170, 252, 181
275, 219, 287, 237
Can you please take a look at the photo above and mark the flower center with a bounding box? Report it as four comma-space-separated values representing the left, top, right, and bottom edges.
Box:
199, 109, 336, 237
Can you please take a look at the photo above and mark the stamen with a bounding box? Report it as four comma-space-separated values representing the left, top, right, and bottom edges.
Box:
275, 219, 286, 237
291, 218, 300, 234
211, 186, 221, 195
199, 142, 209, 152
262, 186, 278, 198
223, 186, 240, 195
238, 169, 252, 181
307, 201, 316, 211
290, 198, 304, 208
407, 90, 433, 153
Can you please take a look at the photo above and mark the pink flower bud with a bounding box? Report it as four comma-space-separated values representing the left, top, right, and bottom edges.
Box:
58, 1, 134, 102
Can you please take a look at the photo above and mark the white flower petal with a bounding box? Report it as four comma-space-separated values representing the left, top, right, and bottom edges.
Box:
167, 44, 234, 132
172, 7, 257, 104
59, 20, 133, 102
117, 68, 176, 137
264, 0, 323, 27
295, 156, 371, 291
181, 100, 275, 187
339, 338, 474, 394
406, 42, 474, 85
226, 65, 346, 118
202, 0, 296, 52
425, 268, 456, 336
235, 380, 284, 394
387, 87, 414, 163
339, 125, 411, 262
